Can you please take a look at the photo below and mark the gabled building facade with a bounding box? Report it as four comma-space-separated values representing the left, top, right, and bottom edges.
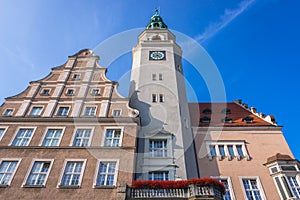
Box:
0, 11, 299, 200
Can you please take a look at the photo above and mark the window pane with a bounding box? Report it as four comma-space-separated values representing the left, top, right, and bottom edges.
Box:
0, 161, 18, 185
227, 145, 234, 156
12, 129, 34, 146
219, 145, 225, 156
42, 129, 62, 146
104, 129, 121, 147
96, 162, 117, 186
72, 129, 91, 147
209, 145, 216, 156
26, 161, 50, 186
61, 161, 83, 186
236, 145, 244, 156
0, 129, 5, 139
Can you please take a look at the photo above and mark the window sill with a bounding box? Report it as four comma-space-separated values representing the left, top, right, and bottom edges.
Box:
59, 185, 81, 189
0, 184, 9, 188
93, 185, 115, 189
23, 185, 45, 188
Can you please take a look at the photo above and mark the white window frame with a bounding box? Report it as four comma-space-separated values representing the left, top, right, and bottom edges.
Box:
10, 127, 37, 146
112, 109, 122, 117
206, 141, 250, 161
102, 127, 124, 147
148, 171, 169, 181
56, 106, 70, 116
93, 159, 119, 187
70, 127, 94, 147
211, 176, 235, 200
239, 176, 266, 200
0, 158, 22, 186
40, 127, 65, 146
0, 126, 9, 141
72, 74, 81, 80
57, 159, 87, 188
149, 139, 168, 157
83, 106, 97, 116
3, 108, 14, 116
91, 88, 100, 95
66, 89, 75, 96
29, 106, 44, 116
40, 88, 51, 96
22, 159, 54, 187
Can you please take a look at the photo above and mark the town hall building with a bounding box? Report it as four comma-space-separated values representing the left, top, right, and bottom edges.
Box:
0, 11, 299, 200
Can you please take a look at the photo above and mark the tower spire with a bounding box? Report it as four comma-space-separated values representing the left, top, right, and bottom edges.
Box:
146, 8, 168, 30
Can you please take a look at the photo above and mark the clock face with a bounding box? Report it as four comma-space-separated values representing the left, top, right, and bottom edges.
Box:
149, 51, 166, 60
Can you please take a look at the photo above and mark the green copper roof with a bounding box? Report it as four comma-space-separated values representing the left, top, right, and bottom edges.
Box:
146, 10, 168, 30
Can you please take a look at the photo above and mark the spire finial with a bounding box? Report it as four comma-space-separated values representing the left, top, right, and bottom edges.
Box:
154, 7, 159, 15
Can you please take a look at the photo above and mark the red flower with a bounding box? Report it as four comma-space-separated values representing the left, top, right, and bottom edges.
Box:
131, 178, 226, 194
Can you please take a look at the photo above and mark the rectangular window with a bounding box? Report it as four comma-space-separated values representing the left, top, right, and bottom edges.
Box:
84, 107, 96, 116
159, 73, 163, 80
159, 94, 164, 103
95, 161, 117, 186
215, 177, 233, 200
219, 145, 225, 156
236, 145, 244, 156
91, 89, 100, 95
148, 171, 169, 181
41, 89, 50, 95
227, 145, 235, 157
11, 128, 34, 146
66, 89, 75, 95
3, 109, 13, 116
242, 178, 263, 200
152, 74, 157, 81
57, 107, 69, 116
112, 110, 121, 117
0, 160, 19, 186
72, 129, 92, 147
72, 74, 80, 80
152, 94, 157, 103
104, 129, 121, 147
0, 128, 7, 141
41, 129, 63, 146
149, 140, 167, 157
29, 107, 43, 116
60, 161, 85, 187
209, 145, 216, 157
287, 176, 300, 198
24, 161, 52, 187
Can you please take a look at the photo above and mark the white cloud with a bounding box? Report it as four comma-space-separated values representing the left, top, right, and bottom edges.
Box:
196, 0, 256, 44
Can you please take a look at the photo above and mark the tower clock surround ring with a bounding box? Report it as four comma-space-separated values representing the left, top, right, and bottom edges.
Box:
149, 51, 166, 60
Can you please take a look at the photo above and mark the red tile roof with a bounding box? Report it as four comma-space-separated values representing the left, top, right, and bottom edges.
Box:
188, 102, 275, 127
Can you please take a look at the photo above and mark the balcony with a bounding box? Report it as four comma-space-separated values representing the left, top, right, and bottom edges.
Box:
125, 179, 224, 200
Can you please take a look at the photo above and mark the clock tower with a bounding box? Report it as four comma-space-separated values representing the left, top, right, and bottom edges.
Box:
129, 11, 199, 180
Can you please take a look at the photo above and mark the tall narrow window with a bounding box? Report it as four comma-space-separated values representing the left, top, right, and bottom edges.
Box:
104, 129, 121, 147
95, 161, 117, 186
0, 161, 19, 186
209, 145, 216, 157
159, 94, 164, 103
57, 107, 69, 116
159, 73, 163, 80
152, 94, 157, 103
0, 128, 7, 141
41, 129, 63, 146
219, 145, 225, 157
227, 145, 235, 157
84, 107, 96, 116
29, 107, 43, 116
148, 171, 169, 181
3, 109, 13, 116
242, 178, 263, 200
60, 161, 85, 187
72, 129, 92, 147
152, 74, 157, 81
149, 140, 167, 157
11, 128, 34, 146
25, 161, 51, 187
287, 176, 300, 198
236, 145, 244, 156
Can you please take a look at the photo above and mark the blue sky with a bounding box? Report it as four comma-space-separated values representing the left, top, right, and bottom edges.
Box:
0, 0, 300, 159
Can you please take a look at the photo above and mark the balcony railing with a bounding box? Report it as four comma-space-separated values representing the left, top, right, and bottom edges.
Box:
126, 184, 223, 200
